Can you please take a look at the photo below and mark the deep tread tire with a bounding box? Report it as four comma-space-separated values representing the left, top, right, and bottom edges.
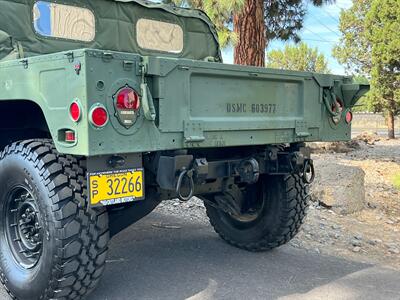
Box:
204, 174, 309, 252
0, 139, 109, 300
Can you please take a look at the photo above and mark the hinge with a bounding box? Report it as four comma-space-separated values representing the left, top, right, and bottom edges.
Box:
184, 121, 205, 143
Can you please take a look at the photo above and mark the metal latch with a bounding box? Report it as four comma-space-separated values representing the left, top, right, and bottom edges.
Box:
184, 121, 205, 143
295, 120, 310, 138
20, 59, 28, 69
123, 60, 134, 71
102, 52, 113, 62
64, 52, 74, 63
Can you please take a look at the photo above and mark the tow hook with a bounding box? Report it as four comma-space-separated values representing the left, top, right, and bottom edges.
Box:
302, 159, 315, 184
176, 168, 195, 201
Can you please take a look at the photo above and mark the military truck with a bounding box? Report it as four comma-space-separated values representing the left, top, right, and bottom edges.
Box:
0, 0, 368, 299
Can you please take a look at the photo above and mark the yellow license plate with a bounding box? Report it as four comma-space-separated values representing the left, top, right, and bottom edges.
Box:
88, 169, 144, 206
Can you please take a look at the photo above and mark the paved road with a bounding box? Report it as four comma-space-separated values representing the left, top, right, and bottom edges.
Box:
2, 212, 400, 300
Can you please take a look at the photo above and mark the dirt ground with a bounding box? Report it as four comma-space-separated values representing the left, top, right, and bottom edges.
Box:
291, 135, 400, 268
157, 134, 400, 269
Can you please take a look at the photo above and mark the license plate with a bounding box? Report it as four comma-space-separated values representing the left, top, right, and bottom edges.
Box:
88, 169, 144, 206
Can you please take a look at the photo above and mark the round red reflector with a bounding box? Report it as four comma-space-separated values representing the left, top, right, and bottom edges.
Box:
69, 101, 81, 122
345, 111, 353, 124
116, 88, 140, 110
90, 105, 109, 128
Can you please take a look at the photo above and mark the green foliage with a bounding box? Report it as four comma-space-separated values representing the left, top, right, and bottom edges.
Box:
333, 0, 372, 75
366, 0, 400, 115
351, 75, 373, 112
334, 3, 376, 113
167, 0, 334, 48
266, 43, 330, 73
264, 0, 334, 43
393, 173, 400, 191
334, 0, 400, 135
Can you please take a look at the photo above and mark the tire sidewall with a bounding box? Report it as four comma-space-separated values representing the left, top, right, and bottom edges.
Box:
0, 154, 57, 300
205, 175, 287, 244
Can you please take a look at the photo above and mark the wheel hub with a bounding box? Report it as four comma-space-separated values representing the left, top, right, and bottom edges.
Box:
4, 187, 43, 269
18, 202, 42, 251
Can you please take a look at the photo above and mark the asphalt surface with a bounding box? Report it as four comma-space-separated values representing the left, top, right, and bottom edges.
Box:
1, 211, 400, 300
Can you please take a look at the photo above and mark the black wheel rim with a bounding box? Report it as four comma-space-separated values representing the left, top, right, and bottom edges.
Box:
4, 186, 43, 269
224, 181, 266, 225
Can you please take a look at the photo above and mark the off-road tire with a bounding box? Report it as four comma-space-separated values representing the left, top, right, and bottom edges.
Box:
204, 174, 309, 252
0, 139, 109, 300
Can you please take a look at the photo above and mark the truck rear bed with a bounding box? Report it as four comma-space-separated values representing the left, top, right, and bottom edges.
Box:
0, 49, 367, 156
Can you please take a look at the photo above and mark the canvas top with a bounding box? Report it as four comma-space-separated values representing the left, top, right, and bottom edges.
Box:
0, 0, 221, 61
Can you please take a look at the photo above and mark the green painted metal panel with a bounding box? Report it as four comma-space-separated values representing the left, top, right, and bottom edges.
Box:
0, 49, 366, 156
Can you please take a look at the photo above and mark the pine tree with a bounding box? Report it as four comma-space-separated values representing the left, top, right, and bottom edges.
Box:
332, 0, 372, 75
366, 0, 400, 139
164, 0, 244, 47
334, 0, 400, 138
167, 0, 334, 66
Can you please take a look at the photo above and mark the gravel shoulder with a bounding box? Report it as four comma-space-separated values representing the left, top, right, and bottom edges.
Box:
295, 137, 400, 268
156, 137, 400, 269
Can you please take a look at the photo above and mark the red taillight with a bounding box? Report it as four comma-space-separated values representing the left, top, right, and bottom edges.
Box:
345, 111, 353, 124
116, 88, 140, 110
90, 105, 109, 128
65, 130, 76, 143
69, 101, 81, 122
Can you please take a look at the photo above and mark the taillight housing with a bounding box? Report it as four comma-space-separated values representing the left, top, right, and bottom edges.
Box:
65, 130, 76, 143
114, 87, 141, 128
345, 111, 353, 124
69, 101, 81, 122
89, 104, 109, 128
116, 88, 140, 110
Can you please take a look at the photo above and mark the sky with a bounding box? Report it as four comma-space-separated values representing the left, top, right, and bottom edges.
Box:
151, 0, 353, 74
222, 0, 353, 74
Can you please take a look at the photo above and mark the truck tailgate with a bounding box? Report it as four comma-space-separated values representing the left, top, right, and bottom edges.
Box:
146, 56, 347, 144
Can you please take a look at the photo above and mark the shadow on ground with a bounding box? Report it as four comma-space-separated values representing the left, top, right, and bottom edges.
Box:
87, 212, 398, 300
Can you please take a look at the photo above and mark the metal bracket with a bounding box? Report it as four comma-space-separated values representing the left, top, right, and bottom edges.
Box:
184, 121, 205, 143
295, 120, 310, 138
64, 52, 74, 63
123, 60, 134, 71
102, 52, 114, 62
20, 59, 28, 69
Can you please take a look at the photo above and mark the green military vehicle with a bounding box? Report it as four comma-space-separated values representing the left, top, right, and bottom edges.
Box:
0, 0, 368, 299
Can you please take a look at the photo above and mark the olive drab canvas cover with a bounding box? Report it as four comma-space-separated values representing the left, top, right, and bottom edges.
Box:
0, 0, 221, 61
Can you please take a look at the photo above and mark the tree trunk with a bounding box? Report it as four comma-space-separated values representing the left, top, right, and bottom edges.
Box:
233, 0, 266, 66
387, 109, 395, 139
